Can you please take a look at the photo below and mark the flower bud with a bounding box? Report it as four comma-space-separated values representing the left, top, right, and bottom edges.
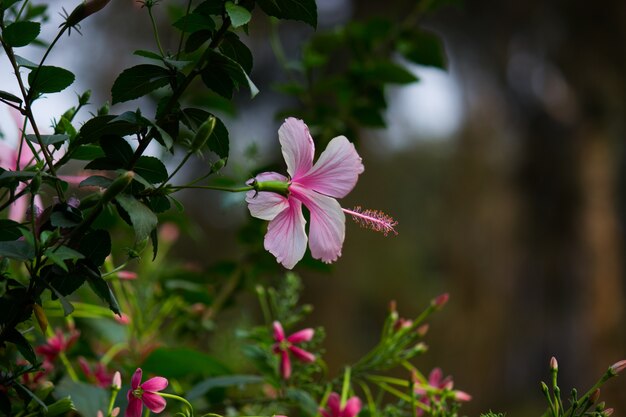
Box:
33, 303, 48, 333
550, 356, 558, 371
117, 271, 137, 280
609, 359, 626, 375
98, 102, 110, 116
604, 408, 614, 416
65, 0, 112, 28
432, 293, 449, 309
417, 323, 429, 337
101, 171, 134, 204
210, 158, 227, 173
112, 371, 121, 390
454, 390, 472, 402
590, 388, 600, 404
79, 90, 91, 105
191, 116, 216, 152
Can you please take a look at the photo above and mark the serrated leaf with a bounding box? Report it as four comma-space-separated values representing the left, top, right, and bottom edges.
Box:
256, 0, 317, 27
77, 115, 141, 145
111, 64, 171, 104
85, 136, 134, 170
26, 134, 69, 146
44, 246, 84, 272
173, 12, 215, 33
3, 21, 40, 47
28, 66, 75, 95
225, 1, 251, 27
0, 90, 22, 104
115, 194, 157, 241
135, 156, 168, 184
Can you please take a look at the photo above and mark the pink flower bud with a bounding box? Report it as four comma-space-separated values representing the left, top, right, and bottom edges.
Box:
454, 390, 472, 402
590, 388, 601, 404
159, 223, 180, 243
609, 359, 626, 375
550, 356, 558, 371
112, 371, 121, 390
117, 271, 137, 280
417, 324, 429, 337
114, 313, 131, 325
432, 293, 449, 309
604, 408, 614, 416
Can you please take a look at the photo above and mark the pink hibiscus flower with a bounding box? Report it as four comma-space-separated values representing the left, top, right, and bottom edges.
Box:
126, 368, 168, 417
320, 392, 362, 417
272, 321, 316, 379
246, 118, 364, 269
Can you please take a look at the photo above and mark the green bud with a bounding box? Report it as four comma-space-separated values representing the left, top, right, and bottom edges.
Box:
79, 90, 91, 105
65, 0, 112, 28
210, 158, 227, 174
61, 107, 76, 121
45, 396, 76, 417
191, 116, 216, 152
98, 101, 110, 116
101, 171, 134, 205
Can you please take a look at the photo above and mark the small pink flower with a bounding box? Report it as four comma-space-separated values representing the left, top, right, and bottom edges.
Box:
246, 118, 364, 269
125, 368, 168, 417
320, 392, 362, 417
117, 271, 138, 280
272, 321, 316, 379
609, 359, 626, 375
414, 368, 470, 415
78, 357, 114, 388
36, 326, 80, 362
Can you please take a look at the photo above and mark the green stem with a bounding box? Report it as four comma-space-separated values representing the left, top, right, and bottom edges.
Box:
147, 6, 165, 57
107, 387, 120, 417
158, 392, 194, 416
156, 151, 194, 191
176, 0, 194, 59
169, 184, 254, 193
340, 367, 352, 408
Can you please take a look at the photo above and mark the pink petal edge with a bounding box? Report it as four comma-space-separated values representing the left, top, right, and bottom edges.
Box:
264, 198, 307, 269
141, 392, 167, 413
287, 328, 314, 343
141, 376, 168, 392
279, 118, 315, 179
130, 368, 142, 390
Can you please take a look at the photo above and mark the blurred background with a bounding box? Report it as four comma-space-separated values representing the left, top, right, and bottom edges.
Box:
1, 0, 625, 415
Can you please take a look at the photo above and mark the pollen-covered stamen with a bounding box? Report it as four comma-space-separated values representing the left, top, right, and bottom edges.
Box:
343, 206, 398, 236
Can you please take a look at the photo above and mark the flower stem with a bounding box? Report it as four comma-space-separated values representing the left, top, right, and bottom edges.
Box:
169, 185, 254, 193
147, 5, 165, 57
158, 392, 194, 416
340, 366, 351, 408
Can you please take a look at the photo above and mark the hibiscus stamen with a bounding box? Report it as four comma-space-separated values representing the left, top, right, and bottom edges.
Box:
343, 206, 398, 236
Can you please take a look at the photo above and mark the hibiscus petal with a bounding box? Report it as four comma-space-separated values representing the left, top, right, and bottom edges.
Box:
142, 392, 167, 413
289, 345, 316, 363
326, 393, 341, 417
130, 368, 142, 390
343, 397, 363, 417
246, 172, 290, 220
287, 328, 314, 343
273, 321, 285, 342
141, 376, 168, 392
292, 186, 345, 264
264, 198, 307, 269
125, 394, 143, 417
297, 136, 364, 198
279, 118, 314, 179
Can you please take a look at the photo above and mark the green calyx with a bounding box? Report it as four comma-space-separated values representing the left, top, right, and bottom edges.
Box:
253, 180, 290, 196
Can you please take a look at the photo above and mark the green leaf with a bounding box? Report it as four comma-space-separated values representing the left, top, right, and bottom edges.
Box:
225, 1, 251, 28
77, 115, 142, 145
86, 273, 120, 315
182, 109, 229, 159
44, 246, 85, 272
71, 145, 105, 160
1, 0, 22, 11
78, 230, 111, 266
356, 61, 418, 84
142, 347, 229, 378
0, 90, 22, 104
79, 175, 112, 188
135, 156, 168, 183
0, 240, 35, 260
187, 375, 263, 401
50, 211, 81, 228
85, 136, 134, 170
256, 0, 317, 27
3, 21, 40, 47
286, 388, 319, 416
219, 32, 253, 74
28, 66, 75, 95
111, 64, 171, 104
0, 219, 22, 241
5, 328, 36, 363
201, 50, 258, 98
397, 30, 447, 70
26, 134, 69, 146
133, 49, 163, 60
115, 194, 157, 241
173, 12, 215, 33
55, 378, 107, 417
14, 54, 37, 69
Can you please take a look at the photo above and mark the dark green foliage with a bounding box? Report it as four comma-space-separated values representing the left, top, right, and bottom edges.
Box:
28, 66, 75, 95
256, 0, 317, 27
182, 108, 230, 159
111, 64, 171, 103
3, 21, 40, 47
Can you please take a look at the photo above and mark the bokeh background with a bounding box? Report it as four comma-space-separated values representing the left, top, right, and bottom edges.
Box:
1, 0, 625, 415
